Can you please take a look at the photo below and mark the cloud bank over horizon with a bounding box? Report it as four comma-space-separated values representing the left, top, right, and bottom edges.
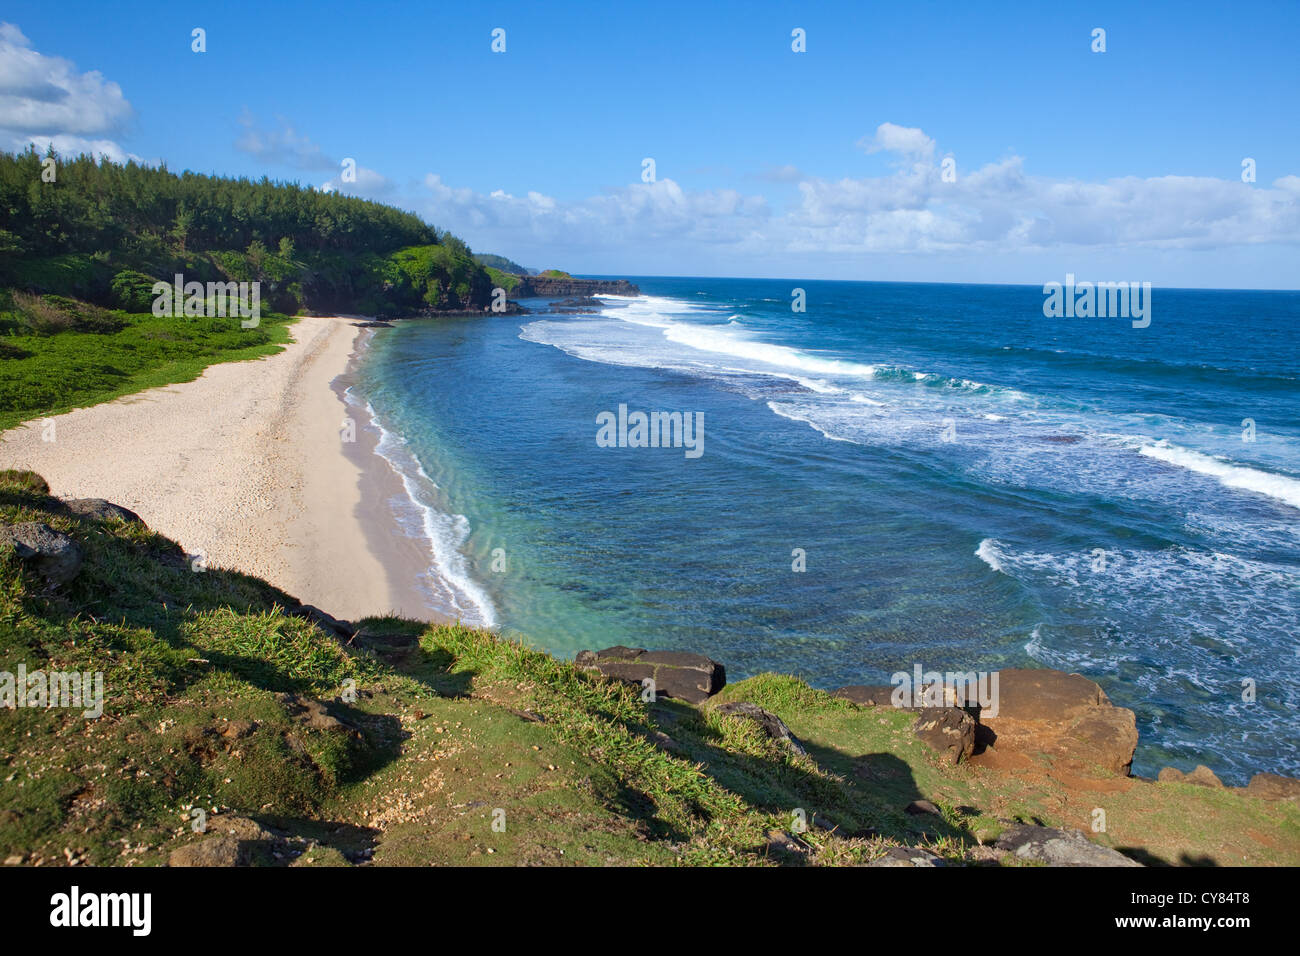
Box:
405, 121, 1299, 282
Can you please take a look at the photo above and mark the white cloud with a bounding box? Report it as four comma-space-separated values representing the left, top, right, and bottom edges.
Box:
0, 22, 133, 159
411, 123, 1298, 272
859, 122, 936, 160
235, 111, 335, 171
235, 111, 395, 198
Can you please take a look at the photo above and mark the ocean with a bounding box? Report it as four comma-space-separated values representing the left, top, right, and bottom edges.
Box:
353, 277, 1300, 784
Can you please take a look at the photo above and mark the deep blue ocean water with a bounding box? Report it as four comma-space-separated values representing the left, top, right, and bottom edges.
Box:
356, 277, 1300, 783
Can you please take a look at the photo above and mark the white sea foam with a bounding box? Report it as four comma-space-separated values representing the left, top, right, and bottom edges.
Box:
365, 403, 497, 627
1139, 440, 1300, 511
975, 538, 1005, 573
661, 322, 883, 379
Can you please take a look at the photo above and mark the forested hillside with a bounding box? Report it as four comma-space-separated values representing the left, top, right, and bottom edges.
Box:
0, 147, 496, 318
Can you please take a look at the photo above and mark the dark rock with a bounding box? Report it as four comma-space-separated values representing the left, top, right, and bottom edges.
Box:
0, 522, 83, 586
832, 685, 897, 707
575, 645, 725, 704
289, 604, 353, 640
509, 276, 640, 299
62, 498, 144, 526
913, 707, 975, 765
711, 701, 807, 756
905, 800, 942, 816
869, 846, 946, 867
995, 824, 1141, 867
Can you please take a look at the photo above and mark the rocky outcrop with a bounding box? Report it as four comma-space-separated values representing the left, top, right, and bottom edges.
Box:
1245, 773, 1300, 801
1158, 765, 1224, 788
995, 825, 1140, 867
972, 669, 1138, 776
0, 522, 83, 586
575, 645, 725, 704
508, 276, 639, 298
913, 706, 976, 765
833, 669, 1138, 776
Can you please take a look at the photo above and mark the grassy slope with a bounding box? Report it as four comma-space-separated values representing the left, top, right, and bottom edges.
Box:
0, 309, 296, 432
2, 471, 1296, 867
483, 267, 520, 292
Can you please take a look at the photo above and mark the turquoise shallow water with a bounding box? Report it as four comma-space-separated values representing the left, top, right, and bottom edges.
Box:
356, 278, 1300, 784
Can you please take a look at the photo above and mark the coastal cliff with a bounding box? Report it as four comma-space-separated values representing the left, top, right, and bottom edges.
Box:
2, 468, 1297, 868
508, 275, 640, 298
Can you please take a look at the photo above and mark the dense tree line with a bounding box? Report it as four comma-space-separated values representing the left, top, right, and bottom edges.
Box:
0, 148, 497, 317
0, 147, 435, 258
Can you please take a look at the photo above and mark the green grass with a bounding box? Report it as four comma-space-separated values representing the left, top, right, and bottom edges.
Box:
0, 300, 295, 432
483, 267, 520, 292
1, 470, 1296, 867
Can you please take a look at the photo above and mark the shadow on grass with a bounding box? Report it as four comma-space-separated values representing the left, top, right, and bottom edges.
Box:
635, 698, 970, 852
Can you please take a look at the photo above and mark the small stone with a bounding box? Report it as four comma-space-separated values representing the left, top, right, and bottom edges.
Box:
869, 846, 945, 867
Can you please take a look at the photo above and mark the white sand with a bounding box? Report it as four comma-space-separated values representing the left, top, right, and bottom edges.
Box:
0, 316, 406, 623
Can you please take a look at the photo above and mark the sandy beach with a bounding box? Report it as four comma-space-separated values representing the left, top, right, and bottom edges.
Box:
0, 316, 434, 624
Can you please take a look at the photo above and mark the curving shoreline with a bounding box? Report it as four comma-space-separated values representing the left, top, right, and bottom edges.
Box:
0, 315, 436, 624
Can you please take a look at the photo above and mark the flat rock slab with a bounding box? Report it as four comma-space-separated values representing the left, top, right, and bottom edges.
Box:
995, 824, 1141, 867
991, 668, 1111, 720
575, 645, 725, 704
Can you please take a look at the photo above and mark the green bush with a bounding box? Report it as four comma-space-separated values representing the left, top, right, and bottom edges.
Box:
109, 269, 161, 312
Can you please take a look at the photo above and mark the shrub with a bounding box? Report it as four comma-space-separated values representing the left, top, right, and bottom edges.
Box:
109, 269, 161, 312
11, 291, 76, 334
11, 292, 126, 335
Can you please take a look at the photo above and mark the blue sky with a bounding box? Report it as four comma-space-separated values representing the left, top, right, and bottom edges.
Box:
3, 0, 1298, 287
